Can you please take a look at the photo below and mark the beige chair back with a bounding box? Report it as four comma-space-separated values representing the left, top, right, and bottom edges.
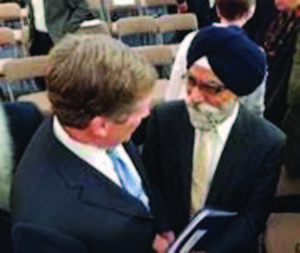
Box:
0, 3, 21, 25
2, 56, 49, 100
0, 27, 15, 46
112, 16, 159, 37
17, 79, 169, 116
132, 44, 174, 66
18, 91, 51, 116
157, 13, 198, 33
3, 55, 49, 81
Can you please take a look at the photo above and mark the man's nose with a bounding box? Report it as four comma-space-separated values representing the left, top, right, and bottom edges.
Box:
187, 86, 205, 104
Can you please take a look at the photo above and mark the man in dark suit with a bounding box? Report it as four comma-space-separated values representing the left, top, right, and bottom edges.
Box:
0, 102, 43, 253
11, 34, 173, 253
142, 26, 285, 253
28, 0, 95, 42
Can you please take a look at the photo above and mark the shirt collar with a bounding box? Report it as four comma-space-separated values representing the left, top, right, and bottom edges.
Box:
215, 102, 239, 144
53, 116, 110, 158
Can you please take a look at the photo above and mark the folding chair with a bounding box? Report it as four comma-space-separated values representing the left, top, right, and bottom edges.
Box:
17, 91, 51, 117
2, 55, 49, 101
13, 26, 29, 57
112, 16, 160, 46
0, 27, 17, 59
157, 13, 198, 44
132, 44, 175, 79
140, 0, 177, 16
0, 3, 23, 29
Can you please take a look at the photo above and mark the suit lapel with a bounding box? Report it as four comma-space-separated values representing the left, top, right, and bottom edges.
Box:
78, 168, 152, 218
45, 120, 152, 219
176, 102, 195, 213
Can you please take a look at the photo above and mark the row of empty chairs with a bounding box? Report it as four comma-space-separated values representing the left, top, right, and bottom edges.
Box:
73, 13, 198, 47
0, 3, 30, 100
0, 43, 177, 107
0, 55, 48, 100
0, 12, 197, 51
0, 2, 191, 101
112, 13, 198, 46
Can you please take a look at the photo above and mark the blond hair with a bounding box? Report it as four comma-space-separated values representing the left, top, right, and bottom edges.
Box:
46, 34, 157, 128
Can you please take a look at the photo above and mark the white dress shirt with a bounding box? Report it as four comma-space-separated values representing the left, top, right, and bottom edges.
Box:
194, 102, 239, 202
53, 116, 147, 199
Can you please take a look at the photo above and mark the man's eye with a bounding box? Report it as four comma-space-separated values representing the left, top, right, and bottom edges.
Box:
187, 76, 196, 85
215, 87, 222, 94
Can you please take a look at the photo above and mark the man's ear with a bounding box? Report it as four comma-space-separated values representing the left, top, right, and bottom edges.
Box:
89, 116, 108, 137
244, 4, 256, 21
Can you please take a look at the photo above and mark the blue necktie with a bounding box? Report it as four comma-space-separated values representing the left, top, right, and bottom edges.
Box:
107, 149, 149, 209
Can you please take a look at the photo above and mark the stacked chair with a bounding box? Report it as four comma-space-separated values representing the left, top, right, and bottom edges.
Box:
112, 15, 160, 46
0, 3, 23, 29
2, 55, 48, 101
157, 13, 198, 44
10, 0, 197, 106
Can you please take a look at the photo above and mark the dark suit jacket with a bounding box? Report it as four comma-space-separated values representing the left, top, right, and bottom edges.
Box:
3, 102, 43, 168
11, 117, 162, 253
186, 0, 212, 28
0, 102, 43, 253
142, 101, 285, 253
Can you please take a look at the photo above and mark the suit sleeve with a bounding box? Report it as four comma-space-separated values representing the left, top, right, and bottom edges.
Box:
204, 139, 283, 253
12, 222, 87, 253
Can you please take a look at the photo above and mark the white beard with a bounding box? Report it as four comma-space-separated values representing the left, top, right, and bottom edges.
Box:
187, 100, 236, 130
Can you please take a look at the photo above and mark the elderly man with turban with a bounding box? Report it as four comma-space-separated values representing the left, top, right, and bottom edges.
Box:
142, 25, 285, 253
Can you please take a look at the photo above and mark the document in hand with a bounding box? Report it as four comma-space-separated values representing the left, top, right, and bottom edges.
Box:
168, 208, 237, 253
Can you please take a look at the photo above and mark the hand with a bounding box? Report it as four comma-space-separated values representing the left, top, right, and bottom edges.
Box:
160, 230, 175, 245
152, 231, 175, 253
152, 234, 169, 253
177, 2, 188, 13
